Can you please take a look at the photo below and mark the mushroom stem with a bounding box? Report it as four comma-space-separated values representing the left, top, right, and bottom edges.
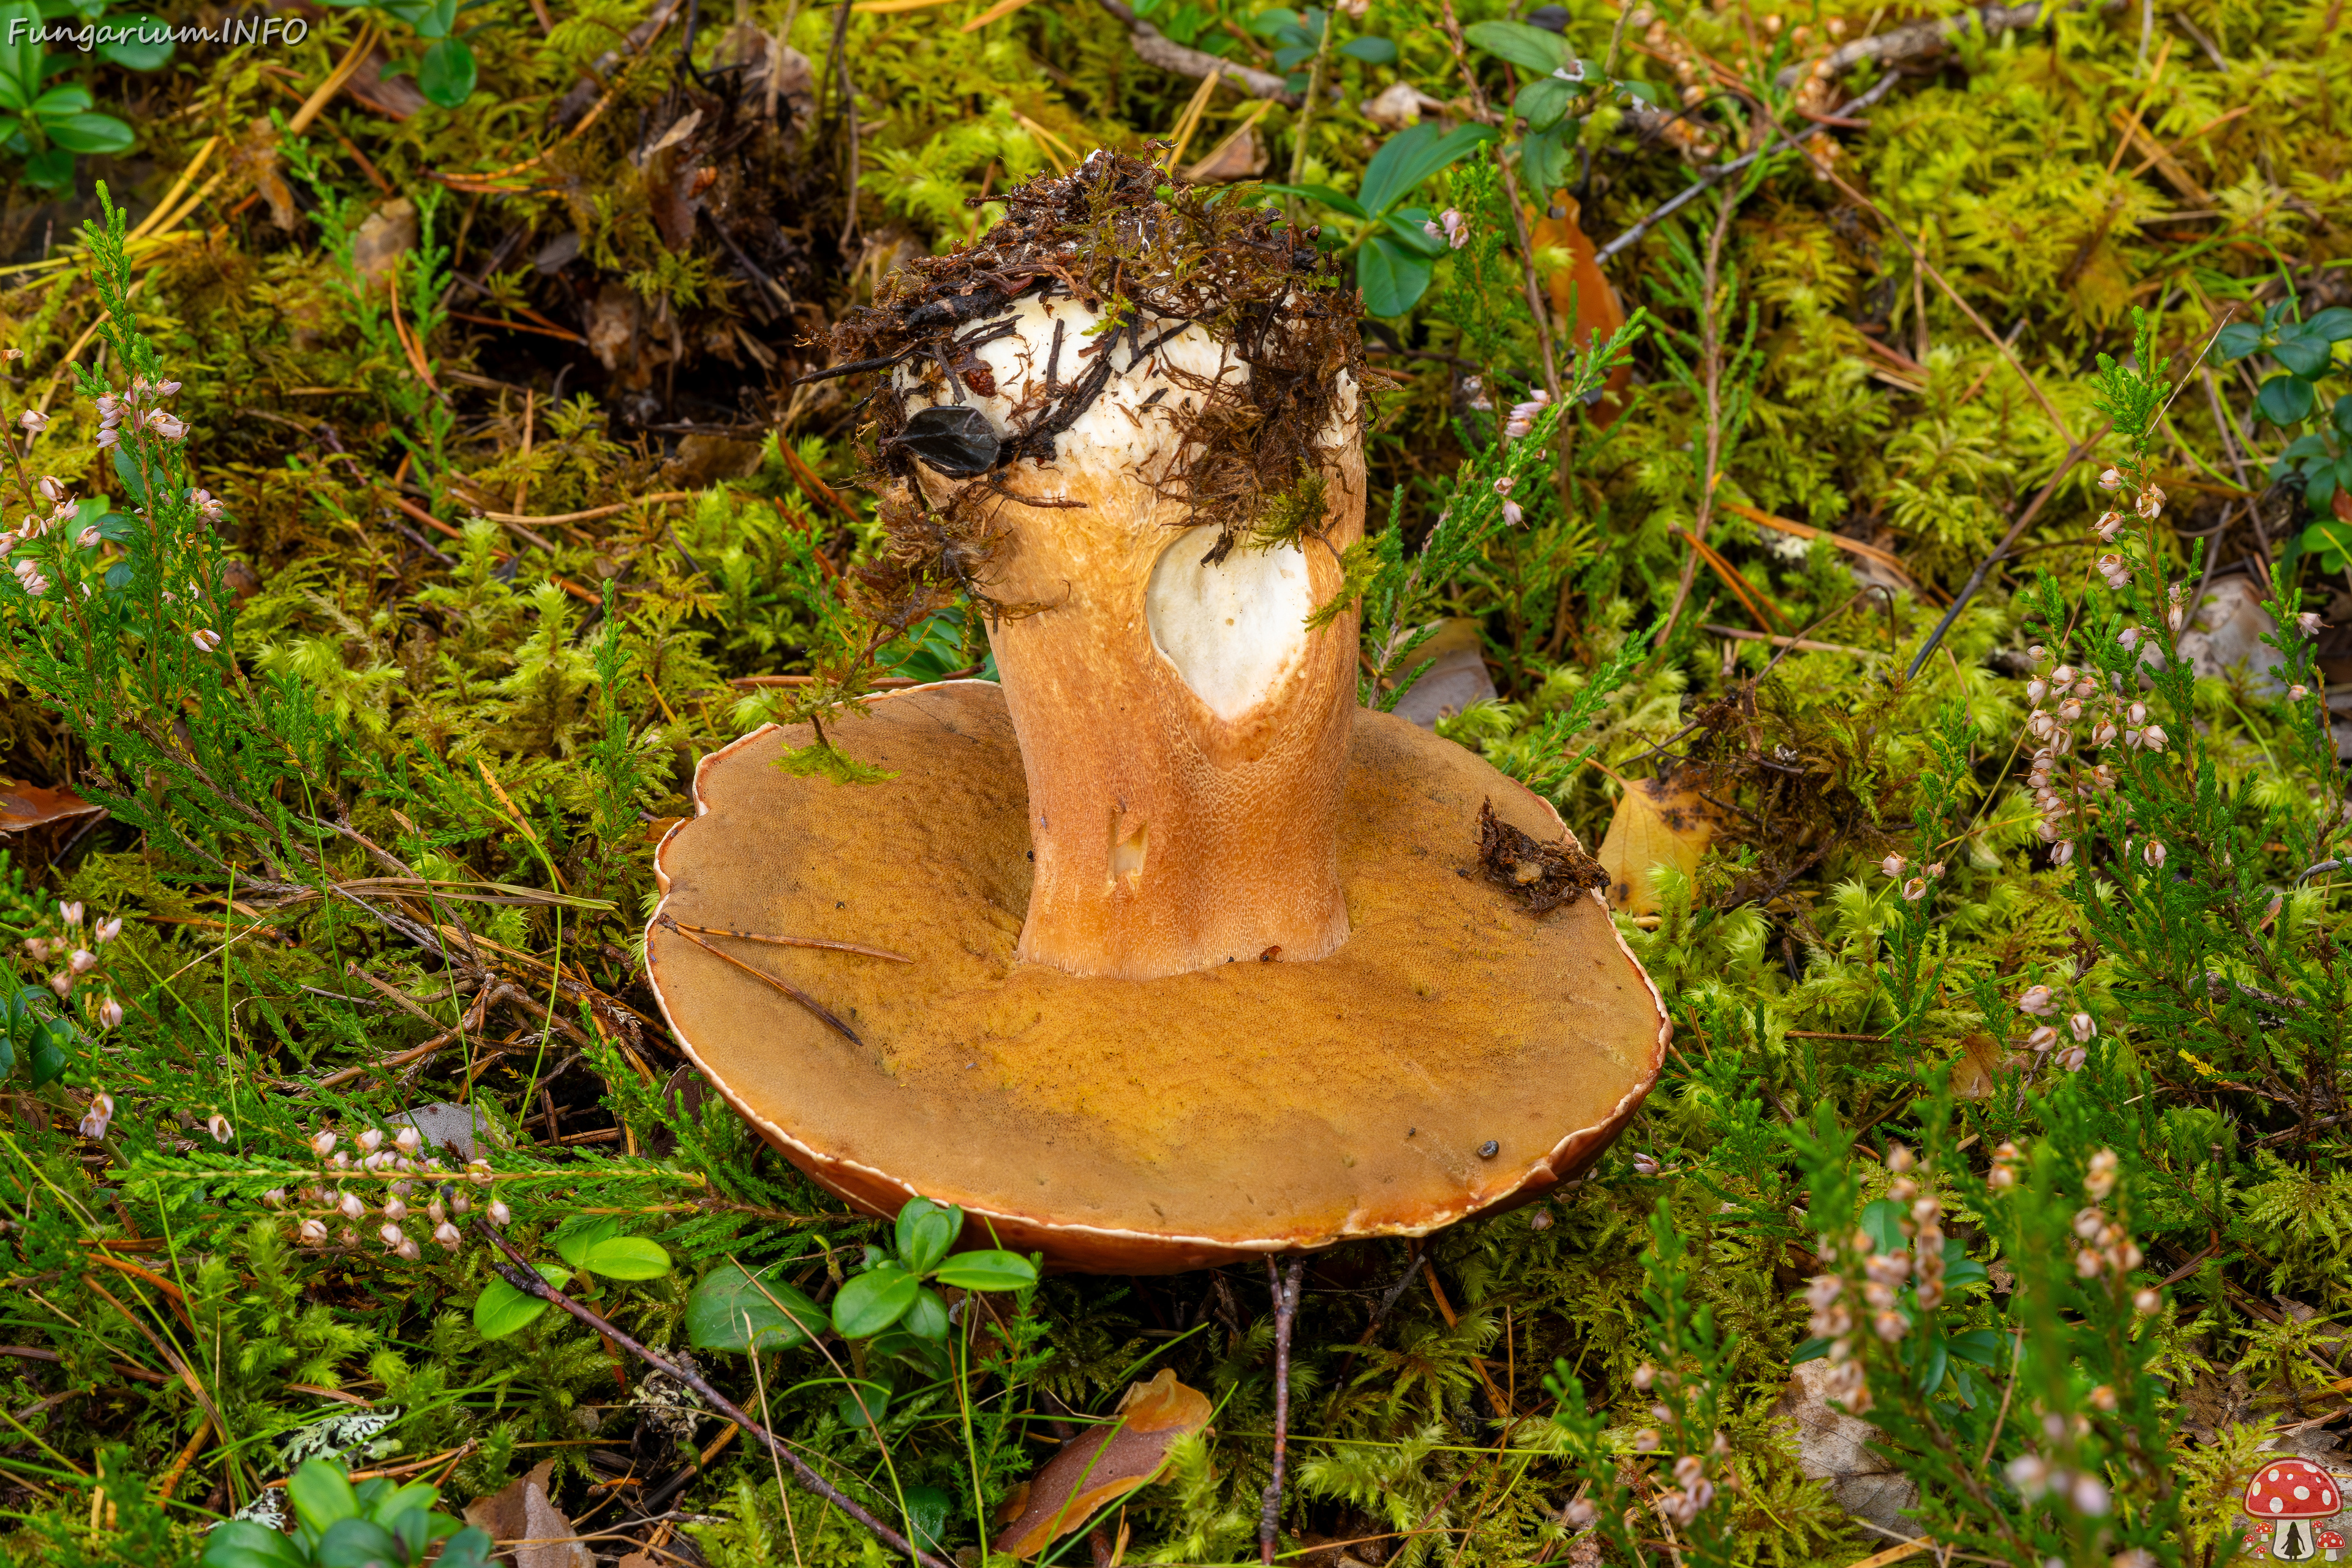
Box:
1259, 1256, 1306, 1566
905, 296, 1365, 980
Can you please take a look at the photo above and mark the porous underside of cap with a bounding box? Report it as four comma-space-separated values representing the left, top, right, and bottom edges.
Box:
647, 682, 1667, 1273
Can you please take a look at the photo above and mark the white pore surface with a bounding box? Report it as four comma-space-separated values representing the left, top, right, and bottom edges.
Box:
1145, 527, 1312, 721
894, 293, 1247, 488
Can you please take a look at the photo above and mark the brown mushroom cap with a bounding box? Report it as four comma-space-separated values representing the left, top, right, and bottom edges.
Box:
647, 681, 1667, 1273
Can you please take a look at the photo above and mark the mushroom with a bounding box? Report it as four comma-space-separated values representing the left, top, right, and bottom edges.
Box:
2318, 1528, 2343, 1561
2244, 1457, 2341, 1561
644, 154, 1667, 1271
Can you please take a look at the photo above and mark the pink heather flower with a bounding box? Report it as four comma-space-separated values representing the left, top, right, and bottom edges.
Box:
1902, 877, 1926, 900
2290, 684, 2310, 699
488, 1200, 512, 1226
16, 568, 49, 595
2097, 554, 2130, 589
1493, 475, 1516, 496
1502, 390, 1551, 439
1881, 853, 1905, 876
94, 916, 121, 944
339, 1192, 366, 1221
2299, 612, 2323, 638
2051, 841, 2075, 865
434, 1221, 462, 1251
357, 1128, 384, 1153
192, 489, 225, 519
17, 409, 47, 433
67, 948, 96, 973
78, 1091, 114, 1140
2026, 1025, 2058, 1050
394, 1125, 422, 1156
2097, 467, 2123, 491
310, 1129, 337, 1157
75, 526, 100, 549
1925, 861, 1945, 879
2071, 1476, 2111, 1516
2026, 678, 2049, 704
2139, 725, 2168, 752
2135, 486, 2165, 519
2018, 984, 2056, 1016
1436, 208, 1469, 248
1631, 1151, 1661, 1175
206, 1113, 233, 1143
21, 937, 48, 961
36, 477, 66, 504
2070, 1011, 2096, 1042
299, 1218, 330, 1245
2143, 840, 2167, 869
146, 412, 187, 441
60, 902, 81, 925
1501, 500, 1524, 527
2118, 627, 2143, 650
190, 628, 221, 654
2093, 510, 2125, 541
49, 971, 72, 998
97, 995, 124, 1028
94, 427, 118, 449
378, 1222, 406, 1251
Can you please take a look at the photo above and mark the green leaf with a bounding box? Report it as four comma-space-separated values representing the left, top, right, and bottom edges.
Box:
896, 1196, 961, 1276
2306, 465, 2338, 507
1914, 1335, 1948, 1396
554, 1217, 619, 1268
1272, 42, 1316, 69
930, 1248, 1041, 1292
287, 1459, 363, 1534
2302, 520, 2352, 572
95, 15, 173, 69
1518, 121, 1577, 194
199, 1522, 309, 1568
1463, 18, 1568, 73
113, 445, 149, 507
578, 1235, 671, 1280
28, 84, 92, 117
2335, 393, 2352, 435
1357, 120, 1498, 217
1512, 76, 1578, 133
416, 36, 477, 107
2306, 306, 2352, 342
1379, 212, 1448, 258
1859, 1197, 1905, 1255
687, 1262, 826, 1352
837, 1377, 893, 1429
473, 1264, 570, 1340
832, 1264, 920, 1338
46, 110, 135, 155
1789, 1335, 1831, 1363
1247, 6, 1302, 34
435, 1527, 499, 1568
1947, 1329, 2003, 1366
23, 145, 75, 191
365, 1482, 440, 1530
1337, 36, 1395, 62
902, 1485, 954, 1556
2214, 322, 2263, 361
2271, 327, 2335, 378
1257, 181, 1366, 219
2257, 374, 2315, 424
903, 1285, 951, 1340
315, 1516, 404, 1567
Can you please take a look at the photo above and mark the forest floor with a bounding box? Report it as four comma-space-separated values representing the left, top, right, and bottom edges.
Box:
0, 0, 2348, 1564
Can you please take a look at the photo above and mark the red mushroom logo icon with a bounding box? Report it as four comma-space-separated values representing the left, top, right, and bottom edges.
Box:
2320, 1529, 2345, 1562
2244, 1458, 2341, 1560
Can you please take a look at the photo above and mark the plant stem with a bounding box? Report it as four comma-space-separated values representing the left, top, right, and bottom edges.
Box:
471, 1220, 957, 1568
1257, 1256, 1306, 1566
1283, 9, 1334, 232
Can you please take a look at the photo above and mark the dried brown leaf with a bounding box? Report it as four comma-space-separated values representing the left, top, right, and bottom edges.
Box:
992, 1370, 1211, 1558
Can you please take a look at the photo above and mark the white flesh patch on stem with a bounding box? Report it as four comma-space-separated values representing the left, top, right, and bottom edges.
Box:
1145, 526, 1312, 721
